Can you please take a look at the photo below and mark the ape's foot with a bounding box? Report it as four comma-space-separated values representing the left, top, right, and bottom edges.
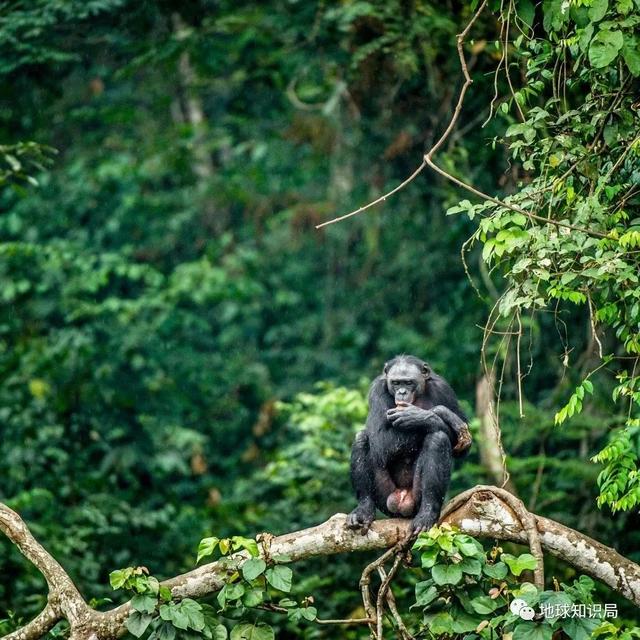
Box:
410, 509, 440, 536
346, 502, 376, 535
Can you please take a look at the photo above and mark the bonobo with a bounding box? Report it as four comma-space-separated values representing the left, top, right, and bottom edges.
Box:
346, 355, 471, 535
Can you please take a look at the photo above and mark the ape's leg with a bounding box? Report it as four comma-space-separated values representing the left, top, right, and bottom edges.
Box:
411, 430, 453, 535
346, 431, 377, 532
346, 431, 390, 533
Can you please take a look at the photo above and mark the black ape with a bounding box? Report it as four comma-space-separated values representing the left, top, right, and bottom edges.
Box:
346, 355, 471, 535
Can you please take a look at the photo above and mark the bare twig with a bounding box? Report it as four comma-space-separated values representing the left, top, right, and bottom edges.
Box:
316, 616, 374, 626
516, 310, 525, 418
260, 603, 374, 627
378, 567, 414, 640
360, 544, 397, 638
587, 292, 604, 360
315, 161, 427, 229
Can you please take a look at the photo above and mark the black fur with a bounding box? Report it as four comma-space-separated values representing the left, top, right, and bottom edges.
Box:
346, 355, 471, 535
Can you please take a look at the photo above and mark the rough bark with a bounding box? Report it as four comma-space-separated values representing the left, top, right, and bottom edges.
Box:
3, 486, 640, 640
475, 373, 517, 494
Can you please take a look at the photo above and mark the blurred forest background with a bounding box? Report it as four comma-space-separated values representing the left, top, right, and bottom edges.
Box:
1, 0, 639, 637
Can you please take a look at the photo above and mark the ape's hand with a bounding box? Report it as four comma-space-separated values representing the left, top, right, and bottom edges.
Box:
386, 402, 431, 430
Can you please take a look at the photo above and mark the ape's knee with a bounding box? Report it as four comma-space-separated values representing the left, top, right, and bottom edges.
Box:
429, 430, 452, 450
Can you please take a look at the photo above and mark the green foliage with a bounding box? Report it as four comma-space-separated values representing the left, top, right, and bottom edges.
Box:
2, 0, 640, 633
109, 566, 217, 639
229, 384, 367, 533
0, 142, 55, 187
555, 378, 596, 425
447, 0, 640, 510
591, 425, 640, 511
411, 525, 634, 639
198, 536, 260, 564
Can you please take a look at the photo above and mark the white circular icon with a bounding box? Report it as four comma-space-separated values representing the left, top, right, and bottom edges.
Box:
520, 606, 535, 620
510, 598, 527, 616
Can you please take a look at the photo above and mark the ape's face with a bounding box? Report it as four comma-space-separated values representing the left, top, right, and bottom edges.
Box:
385, 361, 428, 405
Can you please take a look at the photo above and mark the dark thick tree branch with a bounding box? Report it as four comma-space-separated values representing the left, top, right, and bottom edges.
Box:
2, 486, 640, 640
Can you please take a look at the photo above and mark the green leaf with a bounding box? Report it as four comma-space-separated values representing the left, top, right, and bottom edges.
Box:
415, 581, 438, 606
197, 537, 220, 562
542, 0, 569, 32
126, 612, 153, 638
278, 598, 296, 608
217, 583, 246, 610
147, 577, 160, 596
502, 553, 538, 576
159, 586, 172, 602
242, 588, 264, 608
470, 595, 499, 614
265, 565, 293, 592
561, 615, 600, 640
160, 603, 189, 630
617, 0, 633, 12
455, 536, 483, 557
213, 625, 228, 640
109, 568, 132, 590
483, 562, 508, 579
231, 536, 259, 557
588, 0, 608, 21
482, 239, 496, 262
148, 622, 176, 640
160, 600, 202, 631
413, 532, 437, 550
132, 594, 157, 614
513, 622, 553, 640
452, 611, 484, 633
287, 606, 318, 623
420, 547, 439, 568
302, 607, 317, 621
517, 0, 536, 28
242, 558, 266, 582
431, 564, 463, 585
459, 557, 482, 576
230, 623, 275, 640
622, 33, 640, 76
589, 29, 624, 68
578, 23, 594, 52
423, 612, 455, 635
436, 533, 455, 553
179, 599, 206, 632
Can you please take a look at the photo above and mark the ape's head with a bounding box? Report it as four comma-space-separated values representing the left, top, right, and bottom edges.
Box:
384, 355, 431, 405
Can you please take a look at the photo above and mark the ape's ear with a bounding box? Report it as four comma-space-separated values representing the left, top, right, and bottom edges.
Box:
422, 363, 432, 379
383, 361, 392, 375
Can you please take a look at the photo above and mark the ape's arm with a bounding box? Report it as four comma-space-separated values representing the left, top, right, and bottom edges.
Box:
365, 376, 394, 430
386, 404, 472, 457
